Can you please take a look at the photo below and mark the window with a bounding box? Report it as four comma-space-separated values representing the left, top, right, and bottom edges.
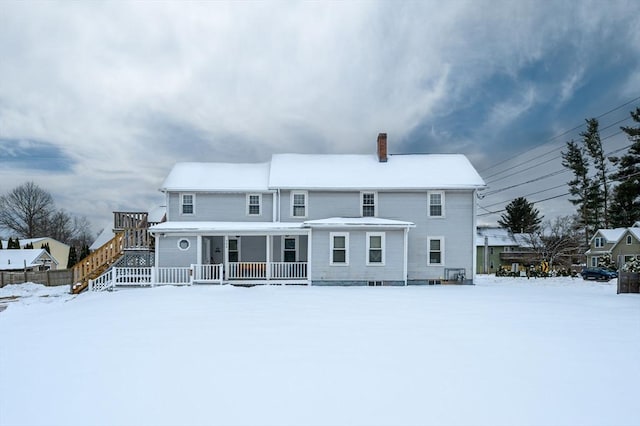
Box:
291, 191, 307, 218
590, 256, 599, 267
594, 237, 604, 248
181, 193, 194, 215
228, 238, 239, 262
361, 192, 377, 217
283, 237, 297, 262
330, 232, 349, 265
427, 237, 444, 265
247, 194, 261, 216
366, 232, 385, 265
177, 238, 190, 251
627, 235, 633, 245
428, 191, 444, 217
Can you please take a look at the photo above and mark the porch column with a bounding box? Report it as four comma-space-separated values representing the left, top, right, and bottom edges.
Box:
403, 227, 409, 286
266, 235, 271, 282
307, 229, 312, 285
197, 235, 203, 265
224, 235, 229, 282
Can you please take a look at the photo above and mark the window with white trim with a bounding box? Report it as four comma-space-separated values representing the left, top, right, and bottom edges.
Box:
366, 232, 385, 265
428, 191, 444, 217
247, 194, 262, 216
590, 256, 599, 267
427, 237, 444, 265
594, 237, 604, 248
177, 238, 190, 251
291, 191, 307, 218
361, 192, 377, 217
181, 193, 194, 215
283, 237, 297, 262
330, 232, 349, 265
627, 235, 633, 245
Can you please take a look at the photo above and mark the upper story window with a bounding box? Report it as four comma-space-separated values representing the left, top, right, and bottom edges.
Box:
427, 237, 444, 265
291, 191, 308, 218
361, 192, 377, 217
330, 232, 349, 265
366, 232, 385, 265
594, 237, 604, 248
181, 193, 195, 215
627, 235, 633, 245
247, 194, 262, 216
428, 191, 444, 217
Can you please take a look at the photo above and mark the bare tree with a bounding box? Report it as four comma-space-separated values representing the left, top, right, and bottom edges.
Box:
523, 216, 582, 270
0, 182, 54, 238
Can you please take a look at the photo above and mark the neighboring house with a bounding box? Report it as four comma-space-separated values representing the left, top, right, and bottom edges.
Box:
0, 237, 69, 269
585, 224, 640, 267
0, 249, 59, 272
475, 227, 537, 273
149, 134, 486, 285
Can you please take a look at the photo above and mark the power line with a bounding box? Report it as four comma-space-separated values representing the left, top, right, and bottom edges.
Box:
479, 95, 640, 174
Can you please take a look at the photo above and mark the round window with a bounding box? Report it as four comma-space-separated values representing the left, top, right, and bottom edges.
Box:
178, 239, 190, 250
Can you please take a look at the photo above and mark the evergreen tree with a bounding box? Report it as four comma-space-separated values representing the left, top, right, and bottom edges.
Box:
25, 242, 34, 249
14, 237, 20, 249
67, 246, 78, 268
581, 118, 610, 228
498, 197, 543, 234
41, 242, 51, 254
79, 244, 90, 261
562, 140, 599, 247
0, 239, 3, 249
609, 107, 640, 227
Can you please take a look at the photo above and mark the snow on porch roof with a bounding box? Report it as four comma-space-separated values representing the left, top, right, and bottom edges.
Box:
304, 217, 415, 228
269, 153, 486, 190
149, 221, 307, 234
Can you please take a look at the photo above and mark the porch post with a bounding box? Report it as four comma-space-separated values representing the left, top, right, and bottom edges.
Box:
197, 235, 203, 265
403, 227, 409, 286
307, 229, 312, 285
266, 235, 271, 283
224, 235, 229, 282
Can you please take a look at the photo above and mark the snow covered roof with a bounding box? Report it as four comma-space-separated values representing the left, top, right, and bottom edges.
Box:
90, 228, 115, 251
149, 221, 307, 234
269, 154, 485, 190
475, 227, 518, 247
148, 206, 166, 223
159, 153, 485, 193
304, 217, 414, 228
160, 162, 271, 192
0, 249, 58, 271
593, 228, 627, 244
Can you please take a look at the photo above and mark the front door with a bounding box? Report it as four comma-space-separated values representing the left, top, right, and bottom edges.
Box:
283, 237, 297, 262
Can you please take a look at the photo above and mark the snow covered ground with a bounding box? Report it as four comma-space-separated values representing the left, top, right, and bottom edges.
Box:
1, 276, 638, 426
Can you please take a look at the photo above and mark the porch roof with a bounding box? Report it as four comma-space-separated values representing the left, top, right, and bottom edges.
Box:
303, 217, 415, 228
149, 221, 307, 234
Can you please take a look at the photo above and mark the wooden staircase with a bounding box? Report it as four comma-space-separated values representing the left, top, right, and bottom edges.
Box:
71, 212, 159, 294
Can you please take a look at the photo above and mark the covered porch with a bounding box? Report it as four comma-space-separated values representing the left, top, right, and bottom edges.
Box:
150, 222, 311, 285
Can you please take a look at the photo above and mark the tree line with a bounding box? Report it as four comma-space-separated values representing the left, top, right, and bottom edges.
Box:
496, 107, 639, 270
0, 181, 94, 267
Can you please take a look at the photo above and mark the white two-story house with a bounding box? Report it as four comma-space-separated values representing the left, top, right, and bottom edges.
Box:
149, 134, 486, 285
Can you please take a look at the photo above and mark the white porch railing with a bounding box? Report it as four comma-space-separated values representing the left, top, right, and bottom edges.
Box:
270, 262, 307, 279
192, 264, 223, 284
228, 262, 267, 279
89, 269, 115, 292
155, 267, 192, 286
88, 262, 308, 291
114, 267, 153, 286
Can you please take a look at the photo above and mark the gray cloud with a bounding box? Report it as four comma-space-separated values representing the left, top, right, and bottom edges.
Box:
0, 1, 639, 233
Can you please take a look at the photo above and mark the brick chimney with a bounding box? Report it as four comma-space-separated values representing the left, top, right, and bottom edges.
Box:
377, 133, 387, 162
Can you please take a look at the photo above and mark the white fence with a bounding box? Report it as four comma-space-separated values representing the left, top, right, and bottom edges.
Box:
270, 262, 307, 279
192, 264, 223, 284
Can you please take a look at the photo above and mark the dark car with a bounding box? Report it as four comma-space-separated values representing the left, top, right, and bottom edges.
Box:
580, 267, 618, 281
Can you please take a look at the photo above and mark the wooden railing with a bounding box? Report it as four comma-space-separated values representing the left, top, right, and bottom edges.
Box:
193, 264, 223, 283
228, 262, 308, 280
114, 211, 148, 230
72, 231, 125, 293
270, 262, 307, 279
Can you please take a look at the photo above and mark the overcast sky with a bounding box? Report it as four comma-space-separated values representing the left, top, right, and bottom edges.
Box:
1, 1, 639, 236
